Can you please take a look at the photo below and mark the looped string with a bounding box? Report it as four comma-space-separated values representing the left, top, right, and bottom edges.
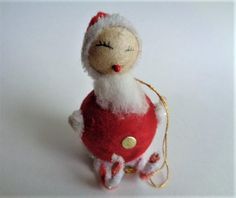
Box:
136, 78, 170, 189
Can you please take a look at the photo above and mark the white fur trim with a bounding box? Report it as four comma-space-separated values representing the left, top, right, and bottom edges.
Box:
105, 168, 124, 189
93, 154, 125, 189
68, 110, 84, 136
111, 153, 125, 164
155, 101, 166, 124
141, 157, 160, 174
81, 13, 142, 79
106, 154, 124, 189
94, 72, 148, 114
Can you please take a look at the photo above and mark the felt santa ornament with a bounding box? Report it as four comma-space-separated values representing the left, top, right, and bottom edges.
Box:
69, 12, 169, 189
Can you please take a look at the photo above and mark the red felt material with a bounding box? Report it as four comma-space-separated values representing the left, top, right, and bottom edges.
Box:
111, 162, 122, 176
149, 152, 160, 163
87, 12, 109, 30
81, 91, 158, 162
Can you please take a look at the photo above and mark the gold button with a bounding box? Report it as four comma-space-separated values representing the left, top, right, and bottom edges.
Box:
122, 136, 137, 149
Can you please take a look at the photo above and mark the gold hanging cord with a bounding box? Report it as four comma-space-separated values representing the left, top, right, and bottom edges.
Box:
136, 78, 170, 189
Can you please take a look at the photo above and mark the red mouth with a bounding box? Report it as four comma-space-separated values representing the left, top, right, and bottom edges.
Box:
112, 64, 122, 73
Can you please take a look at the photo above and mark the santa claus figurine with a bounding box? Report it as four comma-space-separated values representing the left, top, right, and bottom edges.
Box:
69, 12, 168, 189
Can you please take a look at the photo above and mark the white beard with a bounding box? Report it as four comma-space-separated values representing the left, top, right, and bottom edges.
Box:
94, 72, 149, 114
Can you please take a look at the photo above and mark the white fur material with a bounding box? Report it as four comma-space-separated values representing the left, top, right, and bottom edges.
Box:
93, 154, 125, 189
111, 153, 125, 164
140, 156, 160, 174
68, 110, 84, 136
81, 13, 141, 79
155, 101, 167, 124
106, 154, 125, 189
94, 73, 148, 114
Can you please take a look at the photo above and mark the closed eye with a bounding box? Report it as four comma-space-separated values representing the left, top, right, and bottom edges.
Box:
96, 41, 113, 49
125, 46, 134, 52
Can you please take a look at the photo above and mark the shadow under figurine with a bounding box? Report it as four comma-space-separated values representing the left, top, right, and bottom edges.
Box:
69, 12, 168, 190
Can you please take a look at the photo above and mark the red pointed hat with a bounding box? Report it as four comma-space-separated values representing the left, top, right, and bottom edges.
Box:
81, 11, 140, 79
87, 12, 109, 30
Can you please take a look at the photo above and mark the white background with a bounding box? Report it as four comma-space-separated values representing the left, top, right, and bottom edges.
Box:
0, 2, 234, 197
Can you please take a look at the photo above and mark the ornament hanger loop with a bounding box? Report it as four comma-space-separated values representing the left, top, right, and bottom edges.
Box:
136, 78, 170, 189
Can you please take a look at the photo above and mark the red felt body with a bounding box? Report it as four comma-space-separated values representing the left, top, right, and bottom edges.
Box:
81, 91, 158, 162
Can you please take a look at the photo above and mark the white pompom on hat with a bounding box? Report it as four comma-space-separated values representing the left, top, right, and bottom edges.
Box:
81, 11, 141, 79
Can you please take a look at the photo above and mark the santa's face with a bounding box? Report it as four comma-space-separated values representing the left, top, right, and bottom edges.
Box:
88, 27, 139, 74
